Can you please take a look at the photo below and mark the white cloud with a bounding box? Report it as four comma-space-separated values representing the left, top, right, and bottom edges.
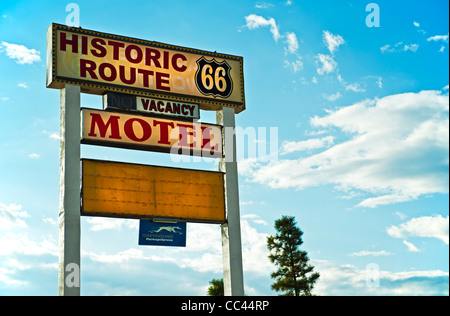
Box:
284, 32, 298, 53
243, 15, 302, 68
403, 43, 419, 52
427, 34, 449, 42
255, 2, 274, 9
381, 42, 419, 53
314, 260, 449, 296
322, 30, 345, 54
284, 58, 303, 73
315, 53, 337, 75
86, 217, 138, 232
43, 130, 60, 140
0, 232, 58, 257
387, 215, 449, 245
28, 153, 40, 159
413, 21, 420, 27
403, 240, 420, 252
240, 89, 449, 208
322, 92, 342, 101
281, 136, 334, 155
0, 41, 41, 64
338, 75, 367, 92
83, 218, 272, 277
0, 203, 29, 229
380, 44, 391, 53
345, 83, 365, 92
244, 14, 281, 41
17, 83, 28, 89
242, 214, 268, 225
349, 250, 392, 257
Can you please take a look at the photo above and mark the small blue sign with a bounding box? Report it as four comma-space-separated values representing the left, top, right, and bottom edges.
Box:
138, 220, 186, 247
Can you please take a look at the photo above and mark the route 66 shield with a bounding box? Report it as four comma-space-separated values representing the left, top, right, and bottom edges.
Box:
195, 56, 233, 98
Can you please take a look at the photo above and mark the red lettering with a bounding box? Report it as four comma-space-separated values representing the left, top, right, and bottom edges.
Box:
149, 100, 157, 111
125, 45, 143, 64
80, 59, 98, 79
157, 101, 164, 112
156, 72, 170, 91
165, 102, 173, 113
163, 51, 169, 69
141, 99, 150, 110
153, 120, 174, 145
177, 123, 195, 148
181, 105, 189, 116
145, 48, 161, 67
138, 69, 154, 87
201, 126, 216, 150
59, 32, 78, 53
124, 118, 152, 142
108, 40, 125, 60
172, 54, 187, 72
187, 105, 195, 117
119, 65, 136, 85
81, 36, 88, 55
172, 103, 180, 115
91, 38, 107, 57
88, 113, 121, 139
99, 63, 117, 82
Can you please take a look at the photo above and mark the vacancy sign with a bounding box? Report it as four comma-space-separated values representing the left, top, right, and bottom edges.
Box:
81, 159, 226, 223
103, 92, 200, 120
81, 108, 222, 157
47, 23, 245, 113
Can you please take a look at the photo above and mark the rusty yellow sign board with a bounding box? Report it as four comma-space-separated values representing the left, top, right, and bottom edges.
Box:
81, 159, 226, 223
81, 108, 223, 157
47, 23, 245, 113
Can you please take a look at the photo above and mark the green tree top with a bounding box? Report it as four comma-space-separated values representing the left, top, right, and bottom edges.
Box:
267, 215, 320, 296
207, 278, 224, 296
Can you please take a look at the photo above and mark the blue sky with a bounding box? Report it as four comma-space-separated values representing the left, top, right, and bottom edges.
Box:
0, 0, 448, 296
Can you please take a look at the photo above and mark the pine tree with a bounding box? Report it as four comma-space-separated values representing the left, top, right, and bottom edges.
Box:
207, 278, 224, 296
267, 216, 320, 296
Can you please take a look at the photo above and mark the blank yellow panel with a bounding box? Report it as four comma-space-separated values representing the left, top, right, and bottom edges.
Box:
81, 159, 225, 223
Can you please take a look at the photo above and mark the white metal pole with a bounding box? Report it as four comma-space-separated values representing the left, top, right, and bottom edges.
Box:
217, 106, 244, 296
58, 84, 81, 296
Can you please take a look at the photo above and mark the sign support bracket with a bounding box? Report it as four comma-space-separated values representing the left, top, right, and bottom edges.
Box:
217, 106, 244, 296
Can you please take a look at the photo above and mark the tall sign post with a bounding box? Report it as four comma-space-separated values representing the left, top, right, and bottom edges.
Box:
58, 84, 81, 295
47, 23, 245, 296
218, 107, 244, 296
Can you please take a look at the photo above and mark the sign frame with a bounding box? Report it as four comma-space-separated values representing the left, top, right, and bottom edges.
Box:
46, 23, 245, 113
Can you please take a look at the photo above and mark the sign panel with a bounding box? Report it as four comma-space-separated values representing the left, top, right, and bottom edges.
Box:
81, 108, 222, 157
139, 220, 186, 247
47, 23, 245, 113
81, 159, 226, 223
103, 92, 200, 120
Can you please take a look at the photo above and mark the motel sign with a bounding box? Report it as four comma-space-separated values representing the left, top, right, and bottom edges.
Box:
47, 23, 245, 296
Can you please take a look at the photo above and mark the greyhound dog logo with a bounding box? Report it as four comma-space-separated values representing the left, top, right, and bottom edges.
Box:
150, 226, 183, 234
